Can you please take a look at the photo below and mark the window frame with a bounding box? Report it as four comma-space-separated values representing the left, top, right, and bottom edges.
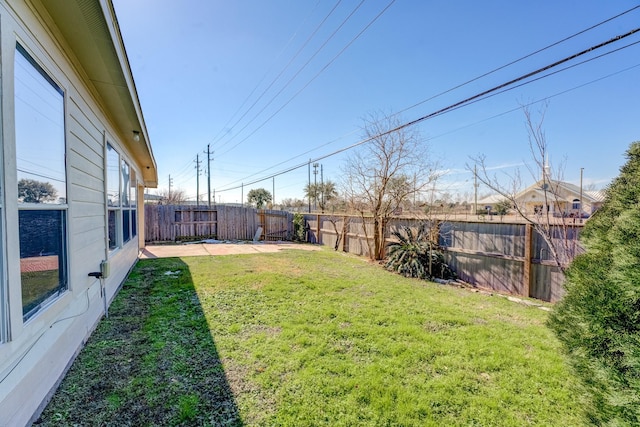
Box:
106, 143, 137, 253
14, 43, 69, 322
572, 199, 581, 210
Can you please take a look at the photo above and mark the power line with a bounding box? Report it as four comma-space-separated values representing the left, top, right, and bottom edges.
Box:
215, 27, 640, 193
211, 1, 342, 149
217, 3, 640, 184
393, 4, 640, 118
216, 0, 396, 157
208, 1, 324, 146
215, 0, 370, 154
424, 62, 640, 144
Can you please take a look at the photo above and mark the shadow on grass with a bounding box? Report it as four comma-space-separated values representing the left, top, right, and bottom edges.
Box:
36, 258, 243, 426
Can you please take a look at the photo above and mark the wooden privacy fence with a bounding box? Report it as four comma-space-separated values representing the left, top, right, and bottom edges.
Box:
144, 204, 293, 242
304, 214, 583, 302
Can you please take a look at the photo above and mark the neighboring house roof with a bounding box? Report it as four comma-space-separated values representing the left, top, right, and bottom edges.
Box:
585, 190, 606, 203
477, 194, 508, 204
479, 179, 603, 206
514, 179, 599, 203
39, 0, 158, 187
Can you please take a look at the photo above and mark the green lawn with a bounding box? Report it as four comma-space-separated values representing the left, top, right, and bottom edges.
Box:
38, 247, 588, 426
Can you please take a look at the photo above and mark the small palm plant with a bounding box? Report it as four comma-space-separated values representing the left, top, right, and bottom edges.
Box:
385, 224, 456, 280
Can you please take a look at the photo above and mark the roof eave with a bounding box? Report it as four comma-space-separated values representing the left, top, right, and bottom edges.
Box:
40, 0, 158, 187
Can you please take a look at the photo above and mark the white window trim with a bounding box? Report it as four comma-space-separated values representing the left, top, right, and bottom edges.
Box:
105, 141, 138, 256
15, 43, 70, 323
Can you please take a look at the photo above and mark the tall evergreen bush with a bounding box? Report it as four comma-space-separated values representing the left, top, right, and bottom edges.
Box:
549, 141, 640, 425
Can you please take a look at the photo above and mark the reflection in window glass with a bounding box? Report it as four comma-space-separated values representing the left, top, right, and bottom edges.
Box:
132, 210, 137, 238
121, 160, 130, 207
130, 169, 137, 205
15, 44, 68, 320
130, 170, 138, 238
108, 210, 117, 250
19, 211, 67, 319
123, 210, 131, 243
107, 144, 120, 207
15, 44, 66, 204
108, 146, 138, 249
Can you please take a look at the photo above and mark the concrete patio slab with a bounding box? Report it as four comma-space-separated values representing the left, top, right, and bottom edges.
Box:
139, 241, 320, 259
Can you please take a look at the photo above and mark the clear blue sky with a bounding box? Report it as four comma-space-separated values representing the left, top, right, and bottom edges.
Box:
112, 0, 640, 204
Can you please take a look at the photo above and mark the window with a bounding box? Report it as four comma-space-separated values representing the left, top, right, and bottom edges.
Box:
107, 144, 120, 250
15, 44, 68, 320
107, 144, 137, 251
572, 199, 581, 210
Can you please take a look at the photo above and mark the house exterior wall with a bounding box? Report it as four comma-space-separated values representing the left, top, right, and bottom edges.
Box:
0, 1, 152, 425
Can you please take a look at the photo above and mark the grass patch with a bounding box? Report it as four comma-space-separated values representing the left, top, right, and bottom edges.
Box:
21, 269, 60, 309
38, 248, 588, 426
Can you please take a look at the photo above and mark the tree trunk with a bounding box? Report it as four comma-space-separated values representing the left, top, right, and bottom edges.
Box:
373, 217, 387, 260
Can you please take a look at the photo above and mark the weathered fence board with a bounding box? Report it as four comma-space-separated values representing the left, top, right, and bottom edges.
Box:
304, 213, 582, 302
145, 205, 293, 243
145, 206, 580, 302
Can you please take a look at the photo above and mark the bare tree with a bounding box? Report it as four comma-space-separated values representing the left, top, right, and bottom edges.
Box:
325, 215, 351, 251
341, 112, 440, 260
468, 103, 577, 275
156, 187, 187, 205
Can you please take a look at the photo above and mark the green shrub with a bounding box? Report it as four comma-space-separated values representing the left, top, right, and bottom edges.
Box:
385, 224, 456, 280
548, 141, 640, 425
494, 199, 511, 216
292, 212, 306, 242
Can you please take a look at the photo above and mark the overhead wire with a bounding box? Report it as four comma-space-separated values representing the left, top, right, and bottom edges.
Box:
414, 38, 640, 122
214, 26, 640, 193
219, 61, 640, 193
169, 4, 640, 196
393, 3, 640, 118
213, 4, 640, 186
211, 0, 340, 148
216, 0, 397, 158
166, 1, 343, 191
427, 62, 640, 144
214, 0, 371, 154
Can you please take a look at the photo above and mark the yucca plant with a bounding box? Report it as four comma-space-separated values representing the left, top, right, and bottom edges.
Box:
385, 225, 429, 279
385, 224, 456, 280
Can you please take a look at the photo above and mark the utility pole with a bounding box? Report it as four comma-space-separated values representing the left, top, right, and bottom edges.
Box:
579, 167, 584, 224
320, 164, 324, 212
474, 164, 479, 216
308, 159, 311, 213
205, 144, 213, 207
195, 154, 201, 206
241, 183, 244, 207
168, 174, 173, 201
272, 176, 275, 208
313, 162, 319, 211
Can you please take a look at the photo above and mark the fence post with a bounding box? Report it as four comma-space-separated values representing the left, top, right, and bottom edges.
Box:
523, 223, 533, 298
316, 214, 321, 244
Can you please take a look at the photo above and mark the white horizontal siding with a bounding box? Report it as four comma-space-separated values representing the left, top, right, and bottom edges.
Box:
0, 2, 147, 425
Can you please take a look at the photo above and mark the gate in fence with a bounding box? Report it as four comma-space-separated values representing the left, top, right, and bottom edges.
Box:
144, 204, 293, 243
